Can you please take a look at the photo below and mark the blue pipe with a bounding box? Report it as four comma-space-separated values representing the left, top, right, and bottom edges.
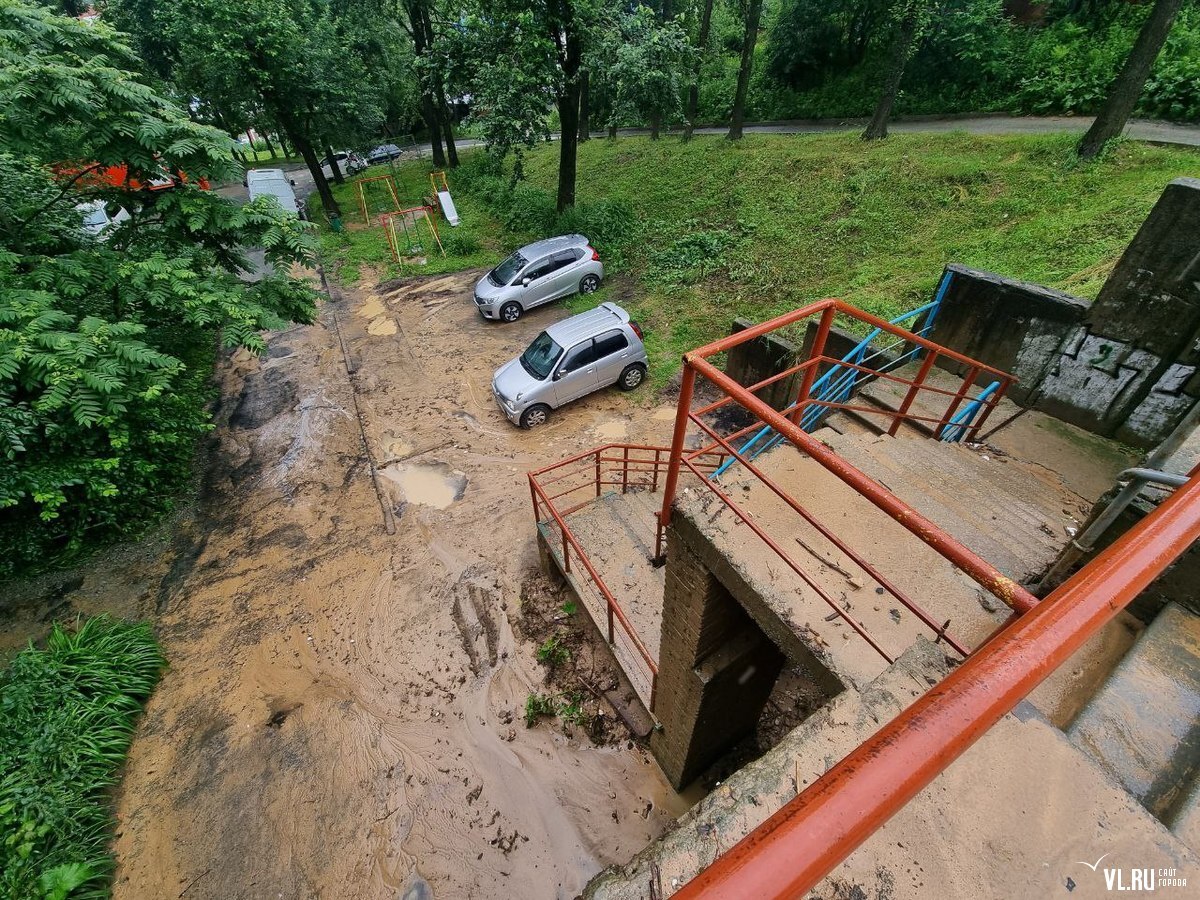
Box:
712, 297, 946, 479
941, 380, 999, 443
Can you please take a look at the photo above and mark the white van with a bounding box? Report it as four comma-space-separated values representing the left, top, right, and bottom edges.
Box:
246, 168, 306, 219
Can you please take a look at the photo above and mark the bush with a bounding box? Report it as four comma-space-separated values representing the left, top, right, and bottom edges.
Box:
0, 617, 165, 899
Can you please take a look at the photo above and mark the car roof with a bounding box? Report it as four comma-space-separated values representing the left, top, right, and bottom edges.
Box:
518, 234, 589, 258
544, 303, 630, 346
246, 168, 286, 183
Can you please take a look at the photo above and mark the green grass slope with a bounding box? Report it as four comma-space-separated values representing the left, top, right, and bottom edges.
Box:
314, 132, 1197, 386
533, 133, 1194, 361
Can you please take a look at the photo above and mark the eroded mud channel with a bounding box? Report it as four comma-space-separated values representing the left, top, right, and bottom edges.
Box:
1, 270, 696, 898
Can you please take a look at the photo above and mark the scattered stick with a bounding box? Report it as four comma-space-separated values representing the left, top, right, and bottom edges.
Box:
795, 535, 853, 579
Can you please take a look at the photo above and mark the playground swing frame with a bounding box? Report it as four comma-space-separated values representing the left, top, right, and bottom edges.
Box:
380, 206, 445, 264
357, 174, 402, 224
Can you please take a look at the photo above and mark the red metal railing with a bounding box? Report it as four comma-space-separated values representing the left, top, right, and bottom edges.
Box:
674, 466, 1200, 899
658, 299, 1034, 629
529, 444, 724, 706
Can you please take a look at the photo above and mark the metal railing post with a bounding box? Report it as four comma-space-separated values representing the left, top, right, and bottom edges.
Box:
656, 362, 697, 563
967, 377, 1010, 441
937, 365, 980, 439
888, 351, 938, 436
652, 448, 661, 493
622, 446, 630, 494
562, 528, 571, 574
594, 449, 602, 498
791, 306, 835, 426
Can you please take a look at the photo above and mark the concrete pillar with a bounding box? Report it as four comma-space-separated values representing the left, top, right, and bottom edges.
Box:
650, 527, 785, 789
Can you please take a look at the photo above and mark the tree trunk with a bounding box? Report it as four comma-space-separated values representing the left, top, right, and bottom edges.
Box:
650, 109, 661, 140
1078, 0, 1183, 159
556, 28, 583, 212
262, 131, 277, 159
728, 0, 763, 140
324, 143, 345, 185
436, 83, 459, 167
422, 96, 447, 167
862, 5, 919, 141
578, 69, 591, 142
289, 127, 341, 219
684, 0, 715, 141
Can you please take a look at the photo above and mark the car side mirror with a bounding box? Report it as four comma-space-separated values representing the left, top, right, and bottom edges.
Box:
553, 369, 565, 381
521, 277, 531, 288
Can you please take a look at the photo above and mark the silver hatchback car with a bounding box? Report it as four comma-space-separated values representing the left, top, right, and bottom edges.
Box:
492, 303, 648, 427
474, 234, 604, 322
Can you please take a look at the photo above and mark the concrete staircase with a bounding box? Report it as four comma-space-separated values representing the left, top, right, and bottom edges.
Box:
814, 426, 1088, 583
1067, 602, 1200, 854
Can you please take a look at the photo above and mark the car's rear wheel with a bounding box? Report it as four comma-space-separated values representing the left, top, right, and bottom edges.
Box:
618, 364, 646, 391
579, 274, 601, 294
520, 404, 551, 428
500, 302, 523, 323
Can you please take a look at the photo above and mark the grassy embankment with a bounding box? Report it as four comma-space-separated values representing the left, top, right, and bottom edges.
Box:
312, 132, 1198, 390
1, 618, 164, 899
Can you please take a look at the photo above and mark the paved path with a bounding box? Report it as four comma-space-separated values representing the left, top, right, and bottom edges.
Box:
224, 114, 1198, 201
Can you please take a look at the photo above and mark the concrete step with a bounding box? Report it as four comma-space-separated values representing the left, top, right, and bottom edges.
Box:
1170, 776, 1200, 854
1068, 603, 1200, 850
815, 430, 1080, 583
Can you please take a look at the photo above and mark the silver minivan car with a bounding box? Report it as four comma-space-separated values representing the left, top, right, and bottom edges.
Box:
492, 303, 647, 427
474, 234, 604, 322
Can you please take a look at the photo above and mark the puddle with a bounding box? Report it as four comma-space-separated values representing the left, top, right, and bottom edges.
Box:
357, 298, 386, 319
592, 419, 629, 441
378, 460, 468, 509
651, 407, 678, 422
367, 316, 397, 336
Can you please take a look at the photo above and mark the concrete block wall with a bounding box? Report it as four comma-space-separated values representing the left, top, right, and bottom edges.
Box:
724, 318, 801, 411
926, 178, 1200, 449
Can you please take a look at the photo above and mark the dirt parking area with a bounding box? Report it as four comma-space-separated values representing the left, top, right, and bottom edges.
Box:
3, 268, 697, 898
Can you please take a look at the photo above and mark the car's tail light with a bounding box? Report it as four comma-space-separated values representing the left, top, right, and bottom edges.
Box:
588, 246, 600, 261
630, 321, 644, 340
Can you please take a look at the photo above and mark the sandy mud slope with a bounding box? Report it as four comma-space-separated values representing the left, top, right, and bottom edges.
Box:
105, 270, 693, 899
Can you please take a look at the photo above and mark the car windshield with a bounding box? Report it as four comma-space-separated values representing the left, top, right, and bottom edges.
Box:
519, 331, 563, 380
490, 251, 527, 286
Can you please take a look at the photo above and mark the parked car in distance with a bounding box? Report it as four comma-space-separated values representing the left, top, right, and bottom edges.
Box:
492, 303, 647, 428
474, 234, 604, 322
366, 143, 403, 163
246, 168, 306, 219
321, 150, 367, 179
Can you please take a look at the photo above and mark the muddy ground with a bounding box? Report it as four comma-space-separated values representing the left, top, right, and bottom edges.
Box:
2, 269, 702, 899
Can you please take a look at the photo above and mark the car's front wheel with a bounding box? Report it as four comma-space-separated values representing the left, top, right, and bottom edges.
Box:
579, 274, 601, 294
520, 404, 551, 428
500, 302, 523, 323
618, 364, 647, 391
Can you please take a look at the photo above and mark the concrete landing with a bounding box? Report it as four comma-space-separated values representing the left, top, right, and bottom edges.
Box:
584, 640, 1200, 900
1069, 603, 1200, 852
539, 489, 665, 709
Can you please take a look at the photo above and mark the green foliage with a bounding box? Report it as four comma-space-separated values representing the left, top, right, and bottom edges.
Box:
592, 3, 695, 129
748, 0, 1200, 123
472, 131, 1196, 393
0, 616, 165, 899
535, 635, 570, 669
560, 599, 578, 616
0, 3, 319, 573
523, 691, 557, 727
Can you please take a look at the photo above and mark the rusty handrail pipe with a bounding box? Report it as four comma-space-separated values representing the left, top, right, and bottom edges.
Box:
529, 476, 659, 676
673, 357, 1037, 614
689, 298, 1014, 381
673, 469, 1200, 900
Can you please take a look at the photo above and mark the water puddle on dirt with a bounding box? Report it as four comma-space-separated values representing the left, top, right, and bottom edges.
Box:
651, 407, 678, 422
367, 317, 397, 336
357, 298, 386, 319
592, 418, 629, 442
379, 460, 468, 509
